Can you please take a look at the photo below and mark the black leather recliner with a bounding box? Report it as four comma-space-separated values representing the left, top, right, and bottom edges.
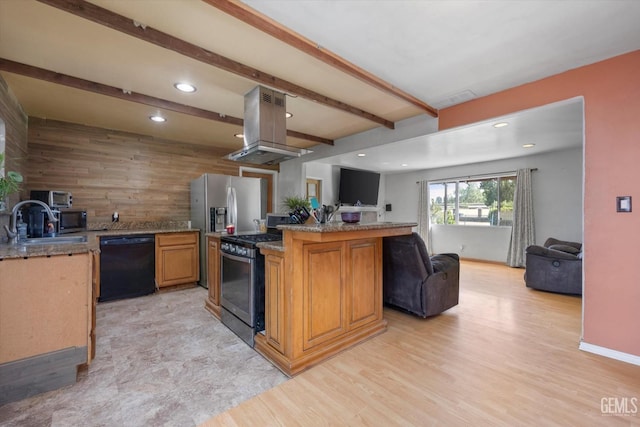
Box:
382, 233, 460, 318
525, 237, 582, 295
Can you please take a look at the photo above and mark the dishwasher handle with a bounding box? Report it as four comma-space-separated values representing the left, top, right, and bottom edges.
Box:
100, 235, 155, 246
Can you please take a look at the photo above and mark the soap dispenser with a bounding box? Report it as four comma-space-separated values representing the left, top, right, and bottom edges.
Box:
17, 211, 28, 241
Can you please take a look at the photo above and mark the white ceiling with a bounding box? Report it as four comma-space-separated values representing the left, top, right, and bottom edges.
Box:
315, 97, 584, 172
1, 0, 638, 171
244, 0, 640, 109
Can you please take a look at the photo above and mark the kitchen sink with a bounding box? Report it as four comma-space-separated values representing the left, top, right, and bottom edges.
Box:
18, 235, 88, 245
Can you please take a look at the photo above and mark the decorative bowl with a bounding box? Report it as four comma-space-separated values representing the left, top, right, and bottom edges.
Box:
341, 211, 361, 223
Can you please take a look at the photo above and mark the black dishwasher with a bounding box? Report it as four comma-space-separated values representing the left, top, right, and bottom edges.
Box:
99, 234, 156, 302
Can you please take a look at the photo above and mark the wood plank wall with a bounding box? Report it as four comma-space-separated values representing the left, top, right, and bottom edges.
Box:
26, 118, 277, 223
0, 75, 28, 232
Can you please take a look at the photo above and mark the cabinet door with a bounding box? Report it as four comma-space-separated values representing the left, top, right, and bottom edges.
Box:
302, 241, 346, 351
156, 232, 199, 287
346, 238, 381, 330
264, 252, 285, 354
207, 237, 220, 306
157, 245, 198, 286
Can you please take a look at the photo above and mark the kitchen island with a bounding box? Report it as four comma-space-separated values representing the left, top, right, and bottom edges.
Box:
255, 221, 415, 376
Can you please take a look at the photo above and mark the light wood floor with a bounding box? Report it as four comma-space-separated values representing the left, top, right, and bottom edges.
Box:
201, 261, 640, 426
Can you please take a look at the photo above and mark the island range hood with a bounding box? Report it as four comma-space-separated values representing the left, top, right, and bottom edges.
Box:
227, 86, 311, 165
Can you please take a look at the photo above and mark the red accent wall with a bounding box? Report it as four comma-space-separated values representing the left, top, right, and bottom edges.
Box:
439, 50, 640, 357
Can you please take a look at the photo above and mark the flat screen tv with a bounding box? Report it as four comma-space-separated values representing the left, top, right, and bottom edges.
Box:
338, 167, 380, 206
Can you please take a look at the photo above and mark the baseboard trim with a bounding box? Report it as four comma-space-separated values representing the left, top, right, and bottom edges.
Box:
0, 346, 87, 405
579, 341, 640, 366
459, 257, 510, 266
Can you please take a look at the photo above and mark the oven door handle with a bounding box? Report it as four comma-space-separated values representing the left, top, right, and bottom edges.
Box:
220, 251, 253, 264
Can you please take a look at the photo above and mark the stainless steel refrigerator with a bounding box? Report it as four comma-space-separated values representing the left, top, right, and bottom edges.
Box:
190, 173, 264, 288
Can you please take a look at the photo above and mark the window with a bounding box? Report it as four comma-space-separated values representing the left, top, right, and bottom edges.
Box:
429, 175, 515, 226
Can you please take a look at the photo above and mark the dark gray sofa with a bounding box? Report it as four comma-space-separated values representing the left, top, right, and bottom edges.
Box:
382, 233, 459, 317
524, 237, 582, 295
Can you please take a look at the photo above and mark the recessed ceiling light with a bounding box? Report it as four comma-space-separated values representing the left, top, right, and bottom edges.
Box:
149, 115, 166, 123
401, 163, 408, 167
357, 153, 366, 157
234, 133, 244, 139
522, 143, 536, 148
285, 112, 293, 118
493, 122, 509, 128
174, 82, 196, 93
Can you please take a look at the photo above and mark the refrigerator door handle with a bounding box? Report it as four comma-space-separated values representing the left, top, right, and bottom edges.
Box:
227, 186, 237, 228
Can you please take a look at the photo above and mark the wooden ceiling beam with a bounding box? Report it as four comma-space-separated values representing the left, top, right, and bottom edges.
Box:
0, 58, 334, 146
36, 0, 394, 130
206, 0, 439, 118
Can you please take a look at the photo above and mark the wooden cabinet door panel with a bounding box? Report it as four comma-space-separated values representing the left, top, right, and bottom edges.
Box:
156, 232, 199, 287
302, 242, 346, 351
157, 232, 197, 246
207, 237, 220, 305
346, 239, 381, 329
265, 253, 285, 353
0, 254, 91, 364
158, 245, 198, 286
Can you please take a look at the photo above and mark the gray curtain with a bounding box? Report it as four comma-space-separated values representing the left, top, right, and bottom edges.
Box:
507, 168, 535, 267
417, 180, 432, 253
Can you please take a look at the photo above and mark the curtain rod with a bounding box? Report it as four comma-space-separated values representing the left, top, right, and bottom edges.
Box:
417, 168, 538, 184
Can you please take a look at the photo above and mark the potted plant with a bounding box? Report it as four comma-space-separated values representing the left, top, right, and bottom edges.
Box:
282, 194, 311, 212
0, 152, 23, 211
282, 194, 313, 223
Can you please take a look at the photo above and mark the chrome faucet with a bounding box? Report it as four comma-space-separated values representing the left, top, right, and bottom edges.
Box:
3, 200, 59, 244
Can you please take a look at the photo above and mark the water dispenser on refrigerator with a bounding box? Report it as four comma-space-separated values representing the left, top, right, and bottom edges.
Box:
210, 207, 227, 232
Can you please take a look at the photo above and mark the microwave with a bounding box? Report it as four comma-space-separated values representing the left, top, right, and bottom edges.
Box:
57, 209, 87, 234
30, 190, 73, 209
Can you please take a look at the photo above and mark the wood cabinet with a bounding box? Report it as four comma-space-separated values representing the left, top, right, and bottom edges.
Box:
0, 253, 93, 363
255, 224, 411, 376
204, 235, 221, 319
155, 231, 199, 288
346, 239, 381, 329
0, 252, 93, 403
263, 250, 285, 354
302, 241, 348, 350
299, 239, 380, 351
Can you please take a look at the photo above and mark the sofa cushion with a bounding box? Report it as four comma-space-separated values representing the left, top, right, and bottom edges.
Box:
548, 244, 581, 255
526, 245, 580, 260
543, 237, 582, 251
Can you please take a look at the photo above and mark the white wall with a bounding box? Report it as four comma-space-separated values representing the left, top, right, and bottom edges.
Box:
278, 113, 439, 201
305, 162, 337, 207
430, 224, 513, 262
384, 147, 583, 261
279, 114, 583, 263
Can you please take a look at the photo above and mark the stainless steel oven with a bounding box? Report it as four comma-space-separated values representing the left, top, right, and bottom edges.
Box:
220, 240, 265, 347
219, 216, 287, 347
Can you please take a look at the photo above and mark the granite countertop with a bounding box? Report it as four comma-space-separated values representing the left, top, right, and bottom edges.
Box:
255, 222, 416, 253
204, 231, 226, 238
0, 228, 198, 260
277, 221, 417, 233
256, 241, 284, 252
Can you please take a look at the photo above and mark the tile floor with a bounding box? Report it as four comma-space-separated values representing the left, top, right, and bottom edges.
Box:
0, 287, 288, 427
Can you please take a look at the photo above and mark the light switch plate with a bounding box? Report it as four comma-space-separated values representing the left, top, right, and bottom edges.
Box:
616, 196, 632, 213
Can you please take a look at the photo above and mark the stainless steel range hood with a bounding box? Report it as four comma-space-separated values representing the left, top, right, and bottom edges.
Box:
228, 86, 311, 165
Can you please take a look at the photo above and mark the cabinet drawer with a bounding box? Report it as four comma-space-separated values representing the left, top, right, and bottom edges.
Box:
156, 232, 197, 247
